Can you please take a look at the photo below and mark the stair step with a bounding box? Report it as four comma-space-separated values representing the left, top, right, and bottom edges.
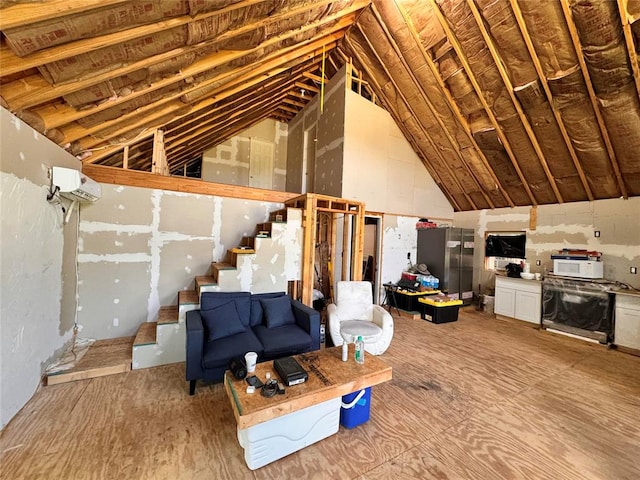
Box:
240, 236, 255, 248
178, 290, 199, 305
158, 306, 179, 324
256, 223, 273, 236
133, 322, 157, 346
195, 276, 217, 293
212, 262, 235, 282
46, 337, 133, 386
269, 209, 288, 222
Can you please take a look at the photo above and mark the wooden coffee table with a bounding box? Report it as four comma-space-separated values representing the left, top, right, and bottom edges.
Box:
224, 346, 392, 470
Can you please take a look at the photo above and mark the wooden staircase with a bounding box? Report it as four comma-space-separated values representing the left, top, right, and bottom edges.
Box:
130, 206, 302, 370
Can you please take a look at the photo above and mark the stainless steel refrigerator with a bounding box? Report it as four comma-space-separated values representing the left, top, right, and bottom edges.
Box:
417, 228, 475, 305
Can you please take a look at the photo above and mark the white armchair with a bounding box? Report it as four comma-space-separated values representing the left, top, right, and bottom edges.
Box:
327, 281, 394, 355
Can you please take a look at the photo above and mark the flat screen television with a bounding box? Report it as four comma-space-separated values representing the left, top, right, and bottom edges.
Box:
485, 233, 526, 259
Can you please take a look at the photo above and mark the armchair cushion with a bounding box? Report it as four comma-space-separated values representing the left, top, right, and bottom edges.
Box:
201, 300, 247, 342
261, 296, 296, 328
253, 324, 312, 358
202, 329, 263, 369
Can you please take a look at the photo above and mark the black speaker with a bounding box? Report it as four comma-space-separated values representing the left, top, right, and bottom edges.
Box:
229, 356, 247, 380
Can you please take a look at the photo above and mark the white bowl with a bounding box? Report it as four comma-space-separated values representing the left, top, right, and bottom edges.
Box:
520, 272, 535, 280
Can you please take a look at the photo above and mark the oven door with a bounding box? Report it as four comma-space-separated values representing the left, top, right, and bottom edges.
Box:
542, 277, 614, 343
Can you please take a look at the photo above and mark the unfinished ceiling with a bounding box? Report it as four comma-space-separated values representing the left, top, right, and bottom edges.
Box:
1, 0, 639, 211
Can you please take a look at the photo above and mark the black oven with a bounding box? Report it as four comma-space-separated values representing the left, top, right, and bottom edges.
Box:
542, 276, 615, 344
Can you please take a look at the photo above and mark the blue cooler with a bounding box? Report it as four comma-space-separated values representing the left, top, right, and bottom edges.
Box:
340, 387, 371, 428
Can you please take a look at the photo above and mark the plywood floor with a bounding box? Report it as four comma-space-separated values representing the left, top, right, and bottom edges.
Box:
2, 309, 639, 479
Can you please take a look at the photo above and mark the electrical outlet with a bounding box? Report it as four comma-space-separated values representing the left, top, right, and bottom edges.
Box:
631, 267, 637, 275
594, 231, 600, 238
536, 260, 541, 266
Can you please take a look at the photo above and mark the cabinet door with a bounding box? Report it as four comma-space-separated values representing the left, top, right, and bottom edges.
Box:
515, 290, 541, 324
495, 287, 515, 317
615, 307, 640, 349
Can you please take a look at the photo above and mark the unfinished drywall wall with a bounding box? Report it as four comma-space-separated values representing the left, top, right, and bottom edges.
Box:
201, 119, 288, 191
0, 107, 80, 430
287, 66, 347, 196
454, 197, 640, 294
77, 184, 288, 339
343, 90, 454, 219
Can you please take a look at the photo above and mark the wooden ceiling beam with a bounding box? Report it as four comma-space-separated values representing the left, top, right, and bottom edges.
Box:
393, 1, 514, 207
617, 1, 640, 109
283, 97, 306, 108
294, 81, 321, 93
369, 3, 496, 209
0, 0, 268, 75
427, 0, 537, 206
168, 100, 287, 165
64, 49, 326, 148
509, 0, 594, 201
0, 0, 128, 29
302, 72, 325, 83
1, 6, 364, 111
465, 0, 563, 204
344, 35, 467, 210
340, 58, 450, 200
165, 89, 293, 152
352, 23, 479, 210
158, 62, 319, 148
559, 0, 628, 198
42, 33, 337, 135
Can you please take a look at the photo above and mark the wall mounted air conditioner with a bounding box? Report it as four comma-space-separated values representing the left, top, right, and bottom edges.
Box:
51, 167, 101, 202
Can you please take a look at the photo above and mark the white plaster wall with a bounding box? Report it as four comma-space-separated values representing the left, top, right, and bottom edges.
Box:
453, 197, 640, 293
343, 91, 453, 219
77, 184, 286, 339
201, 119, 288, 191
0, 107, 81, 429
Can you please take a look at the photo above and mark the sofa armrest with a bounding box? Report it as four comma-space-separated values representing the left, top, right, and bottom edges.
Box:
186, 310, 205, 381
291, 300, 321, 351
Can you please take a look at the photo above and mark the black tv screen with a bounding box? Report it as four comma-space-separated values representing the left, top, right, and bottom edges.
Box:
485, 234, 526, 259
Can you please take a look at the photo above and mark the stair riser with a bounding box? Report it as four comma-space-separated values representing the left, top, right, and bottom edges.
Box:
132, 323, 185, 370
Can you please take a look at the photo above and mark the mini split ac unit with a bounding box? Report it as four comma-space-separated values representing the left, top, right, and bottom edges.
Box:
51, 167, 101, 202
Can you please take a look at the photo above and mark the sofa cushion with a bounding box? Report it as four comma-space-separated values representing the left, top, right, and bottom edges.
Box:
201, 292, 251, 327
261, 296, 296, 328
250, 292, 286, 327
202, 329, 263, 369
253, 324, 312, 358
202, 300, 247, 342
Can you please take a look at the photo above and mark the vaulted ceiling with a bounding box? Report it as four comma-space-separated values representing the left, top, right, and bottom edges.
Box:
1, 0, 639, 211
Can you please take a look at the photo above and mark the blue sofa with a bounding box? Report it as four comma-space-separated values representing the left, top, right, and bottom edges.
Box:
186, 291, 320, 394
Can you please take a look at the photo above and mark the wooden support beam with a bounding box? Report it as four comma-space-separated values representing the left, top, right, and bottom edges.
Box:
428, 0, 538, 207
394, 2, 514, 207
509, 0, 594, 201
151, 129, 168, 176
0, 0, 268, 75
426, 0, 536, 207
343, 37, 461, 211
349, 27, 478, 209
465, 0, 563, 204
559, 0, 628, 199
369, 4, 496, 209
1, 5, 363, 111
617, 0, 640, 112
302, 72, 325, 83
294, 81, 321, 94
82, 164, 297, 203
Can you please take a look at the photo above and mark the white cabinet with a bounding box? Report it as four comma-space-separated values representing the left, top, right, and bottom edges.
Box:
494, 284, 515, 317
615, 293, 640, 351
495, 276, 541, 324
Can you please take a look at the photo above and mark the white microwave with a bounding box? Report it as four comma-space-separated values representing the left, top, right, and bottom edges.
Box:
553, 259, 604, 279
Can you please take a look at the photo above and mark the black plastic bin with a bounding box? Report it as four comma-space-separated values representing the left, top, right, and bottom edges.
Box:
418, 298, 463, 324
